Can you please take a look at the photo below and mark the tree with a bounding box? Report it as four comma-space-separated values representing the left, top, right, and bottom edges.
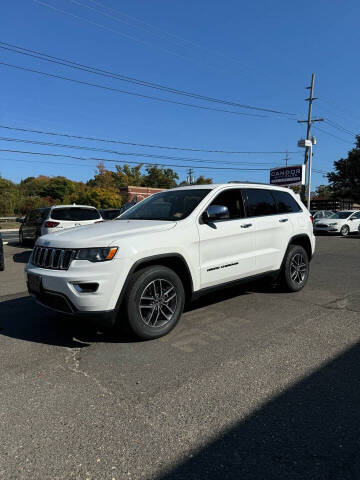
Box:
0, 176, 20, 215
327, 135, 360, 202
314, 184, 332, 199
113, 164, 144, 187
193, 175, 213, 185
71, 184, 122, 209
142, 166, 178, 189
87, 161, 117, 189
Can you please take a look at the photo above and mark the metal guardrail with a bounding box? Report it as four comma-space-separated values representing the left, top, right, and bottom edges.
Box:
0, 217, 18, 222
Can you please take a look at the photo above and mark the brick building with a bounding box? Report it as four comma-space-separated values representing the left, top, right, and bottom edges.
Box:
119, 186, 165, 203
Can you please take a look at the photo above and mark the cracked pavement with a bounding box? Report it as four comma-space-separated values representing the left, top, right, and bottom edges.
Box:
1, 236, 360, 479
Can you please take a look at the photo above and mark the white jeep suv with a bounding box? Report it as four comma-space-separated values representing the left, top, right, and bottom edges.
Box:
26, 183, 315, 339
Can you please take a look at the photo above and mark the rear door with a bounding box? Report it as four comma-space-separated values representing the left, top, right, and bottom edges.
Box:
243, 188, 293, 273
198, 188, 257, 289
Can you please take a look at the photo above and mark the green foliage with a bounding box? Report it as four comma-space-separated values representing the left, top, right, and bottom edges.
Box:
0, 163, 213, 215
142, 166, 179, 189
314, 184, 333, 199
71, 184, 122, 209
327, 135, 360, 202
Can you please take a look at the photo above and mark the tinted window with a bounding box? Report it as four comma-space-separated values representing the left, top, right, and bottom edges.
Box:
272, 190, 302, 213
209, 189, 245, 219
120, 189, 210, 221
351, 211, 360, 219
51, 208, 100, 221
245, 189, 277, 217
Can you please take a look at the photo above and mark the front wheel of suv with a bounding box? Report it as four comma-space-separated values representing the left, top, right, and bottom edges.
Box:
124, 265, 185, 339
280, 245, 309, 292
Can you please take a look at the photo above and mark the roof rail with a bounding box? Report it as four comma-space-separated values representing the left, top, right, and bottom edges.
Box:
227, 181, 270, 185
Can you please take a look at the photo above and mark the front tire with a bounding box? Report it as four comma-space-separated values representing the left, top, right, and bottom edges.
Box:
124, 265, 185, 339
281, 245, 309, 292
340, 225, 350, 237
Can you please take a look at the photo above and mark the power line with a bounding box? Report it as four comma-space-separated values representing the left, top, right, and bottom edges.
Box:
33, 0, 211, 69
323, 119, 357, 137
0, 61, 267, 118
86, 0, 241, 66
0, 41, 296, 116
0, 148, 273, 171
312, 125, 354, 144
0, 136, 298, 166
0, 124, 302, 155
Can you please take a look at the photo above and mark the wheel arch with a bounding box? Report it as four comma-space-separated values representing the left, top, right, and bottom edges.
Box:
116, 253, 194, 312
287, 234, 313, 262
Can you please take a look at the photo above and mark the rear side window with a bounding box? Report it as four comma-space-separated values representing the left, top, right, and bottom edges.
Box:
244, 189, 277, 217
209, 188, 245, 219
51, 208, 100, 221
272, 190, 302, 213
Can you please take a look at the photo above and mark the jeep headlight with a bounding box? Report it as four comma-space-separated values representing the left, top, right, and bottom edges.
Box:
76, 247, 118, 262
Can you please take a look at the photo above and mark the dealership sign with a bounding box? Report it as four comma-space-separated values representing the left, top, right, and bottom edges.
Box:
270, 164, 305, 186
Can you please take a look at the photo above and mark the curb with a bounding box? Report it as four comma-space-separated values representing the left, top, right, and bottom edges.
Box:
0, 229, 19, 233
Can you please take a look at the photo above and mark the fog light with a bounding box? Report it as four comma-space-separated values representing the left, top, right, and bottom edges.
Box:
73, 282, 99, 293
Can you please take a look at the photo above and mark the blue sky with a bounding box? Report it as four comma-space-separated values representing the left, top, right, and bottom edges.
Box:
1, 0, 359, 187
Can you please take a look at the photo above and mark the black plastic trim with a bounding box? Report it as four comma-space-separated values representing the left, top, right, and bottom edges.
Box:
192, 271, 279, 299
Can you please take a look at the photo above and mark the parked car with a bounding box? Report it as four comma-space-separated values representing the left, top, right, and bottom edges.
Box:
0, 232, 4, 271
313, 210, 360, 236
19, 205, 102, 245
310, 210, 334, 222
100, 209, 121, 220
26, 183, 315, 339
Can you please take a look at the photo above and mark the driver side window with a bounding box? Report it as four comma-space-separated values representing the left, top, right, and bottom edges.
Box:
209, 189, 245, 220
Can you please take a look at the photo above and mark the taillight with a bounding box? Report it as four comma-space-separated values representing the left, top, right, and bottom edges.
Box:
44, 221, 60, 228
310, 215, 314, 224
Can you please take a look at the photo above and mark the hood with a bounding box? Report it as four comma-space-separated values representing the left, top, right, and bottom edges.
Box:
36, 219, 177, 248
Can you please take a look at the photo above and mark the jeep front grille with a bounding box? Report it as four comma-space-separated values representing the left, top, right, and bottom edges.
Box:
31, 246, 77, 270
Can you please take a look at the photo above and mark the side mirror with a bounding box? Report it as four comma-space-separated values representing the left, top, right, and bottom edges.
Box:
204, 205, 229, 222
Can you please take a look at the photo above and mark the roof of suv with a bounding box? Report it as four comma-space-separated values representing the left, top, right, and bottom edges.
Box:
172, 183, 294, 191
50, 205, 98, 209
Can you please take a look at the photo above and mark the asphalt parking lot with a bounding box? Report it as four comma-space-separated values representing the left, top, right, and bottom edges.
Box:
1, 236, 360, 479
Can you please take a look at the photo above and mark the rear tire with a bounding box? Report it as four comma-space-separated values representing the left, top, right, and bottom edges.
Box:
124, 265, 185, 339
280, 245, 309, 292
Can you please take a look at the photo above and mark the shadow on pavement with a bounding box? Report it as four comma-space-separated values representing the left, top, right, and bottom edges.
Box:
0, 295, 141, 347
157, 341, 360, 480
13, 250, 32, 263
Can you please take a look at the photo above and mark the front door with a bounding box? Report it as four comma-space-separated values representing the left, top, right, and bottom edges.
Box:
197, 188, 257, 289
349, 211, 360, 232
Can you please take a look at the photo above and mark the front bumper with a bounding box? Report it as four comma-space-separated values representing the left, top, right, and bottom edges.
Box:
25, 257, 132, 320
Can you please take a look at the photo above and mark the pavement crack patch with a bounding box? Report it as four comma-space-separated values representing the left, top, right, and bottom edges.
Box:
64, 347, 112, 396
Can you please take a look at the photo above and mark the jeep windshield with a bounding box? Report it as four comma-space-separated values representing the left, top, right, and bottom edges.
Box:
119, 189, 211, 221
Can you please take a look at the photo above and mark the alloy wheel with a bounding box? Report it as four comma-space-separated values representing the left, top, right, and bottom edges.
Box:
139, 278, 177, 328
290, 253, 307, 286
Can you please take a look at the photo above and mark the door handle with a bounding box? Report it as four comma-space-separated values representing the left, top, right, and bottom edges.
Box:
279, 218, 289, 223
241, 223, 252, 228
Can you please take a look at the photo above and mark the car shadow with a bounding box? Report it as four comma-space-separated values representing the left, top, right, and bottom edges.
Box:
0, 295, 142, 348
157, 341, 360, 480
13, 250, 32, 263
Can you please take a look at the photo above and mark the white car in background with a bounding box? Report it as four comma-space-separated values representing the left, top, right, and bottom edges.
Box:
313, 210, 360, 236
41, 205, 102, 236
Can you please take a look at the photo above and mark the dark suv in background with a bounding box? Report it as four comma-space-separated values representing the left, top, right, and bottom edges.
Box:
19, 208, 50, 246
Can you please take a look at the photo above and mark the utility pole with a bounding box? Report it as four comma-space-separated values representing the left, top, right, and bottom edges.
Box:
187, 168, 194, 185
285, 150, 289, 166
297, 73, 323, 207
